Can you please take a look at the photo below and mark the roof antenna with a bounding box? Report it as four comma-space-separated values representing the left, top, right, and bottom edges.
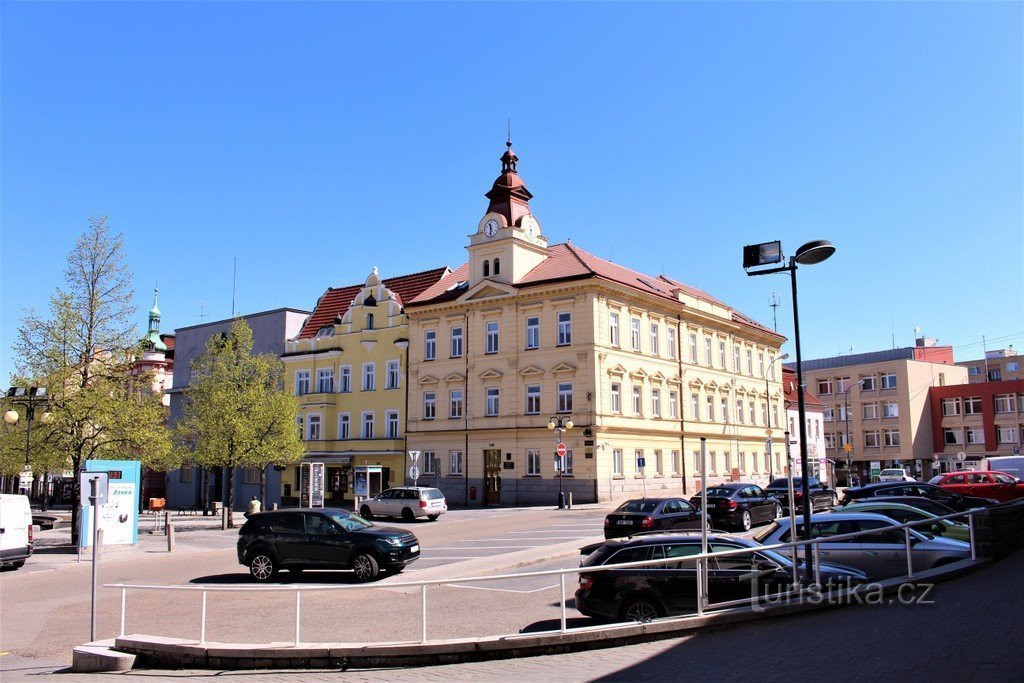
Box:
769, 292, 781, 332
507, 118, 512, 147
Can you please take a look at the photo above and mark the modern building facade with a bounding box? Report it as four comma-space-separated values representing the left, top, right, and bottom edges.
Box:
164, 307, 310, 511
404, 143, 787, 506
280, 266, 448, 507
956, 347, 1023, 384
799, 339, 967, 482
929, 379, 1024, 471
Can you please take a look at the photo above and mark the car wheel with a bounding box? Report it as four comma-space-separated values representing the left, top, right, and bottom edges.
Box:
427, 514, 439, 521
352, 552, 380, 582
401, 507, 415, 522
774, 504, 783, 520
619, 597, 662, 623
739, 510, 752, 531
10, 560, 26, 570
248, 552, 278, 582
359, 506, 373, 520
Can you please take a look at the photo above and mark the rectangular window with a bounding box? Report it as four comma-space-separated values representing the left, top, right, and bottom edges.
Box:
721, 397, 729, 423
527, 448, 541, 476
863, 403, 878, 420
724, 451, 732, 472
633, 385, 643, 416
449, 389, 463, 419
706, 396, 714, 422
386, 360, 400, 390
719, 341, 727, 369
612, 449, 623, 476
486, 321, 499, 354
307, 414, 322, 441
968, 366, 980, 376
769, 356, 778, 380
864, 431, 880, 448
739, 451, 746, 473
823, 407, 835, 422
526, 316, 540, 349
705, 338, 713, 366
693, 450, 701, 473
339, 366, 351, 393
562, 449, 574, 476
526, 385, 541, 415
882, 401, 899, 418
558, 382, 573, 413
748, 401, 756, 425
758, 354, 765, 378
557, 312, 572, 346
736, 399, 744, 424
651, 388, 661, 417
631, 318, 641, 351
884, 429, 900, 447
361, 412, 374, 439
243, 467, 260, 485
944, 428, 963, 445
295, 370, 310, 396
690, 334, 698, 362
1007, 362, 1020, 372
964, 397, 983, 415
423, 451, 436, 475
669, 391, 678, 419
316, 369, 334, 394
994, 394, 1015, 413
667, 327, 676, 359
386, 411, 399, 439
733, 346, 740, 372
650, 323, 660, 355
825, 433, 836, 449
709, 451, 717, 473
609, 312, 620, 346
362, 362, 376, 391
746, 350, 753, 375
610, 382, 621, 413
451, 326, 463, 358
861, 375, 877, 391
449, 450, 463, 475
672, 450, 681, 474
837, 377, 851, 393
966, 428, 985, 445
989, 369, 1002, 381
425, 330, 436, 361
338, 413, 350, 440
881, 372, 897, 389
486, 387, 500, 416
691, 393, 700, 421
423, 392, 436, 420
941, 398, 960, 416
997, 427, 1018, 444
817, 379, 832, 395
654, 449, 663, 475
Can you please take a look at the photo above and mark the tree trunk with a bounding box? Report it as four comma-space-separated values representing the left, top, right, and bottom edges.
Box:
226, 464, 236, 529
201, 467, 210, 515
40, 471, 49, 512
70, 460, 82, 546
259, 467, 266, 508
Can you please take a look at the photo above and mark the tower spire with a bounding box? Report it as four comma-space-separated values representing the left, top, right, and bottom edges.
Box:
486, 139, 532, 226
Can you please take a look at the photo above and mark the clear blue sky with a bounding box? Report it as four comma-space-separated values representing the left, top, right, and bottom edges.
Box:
2, 1, 1021, 384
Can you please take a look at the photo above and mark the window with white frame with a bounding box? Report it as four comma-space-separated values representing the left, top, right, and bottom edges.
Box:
997, 427, 1018, 444
450, 389, 463, 419
610, 382, 621, 413
769, 356, 778, 380
339, 366, 351, 392
486, 321, 499, 354
243, 467, 260, 484
995, 394, 1015, 413
690, 334, 698, 362
526, 385, 541, 415
817, 379, 832, 395
651, 388, 661, 416
691, 393, 700, 421
526, 316, 540, 350
667, 327, 676, 359
864, 431, 880, 448
863, 403, 878, 420
968, 366, 980, 376
486, 387, 500, 416
527, 448, 541, 475
423, 451, 436, 475
861, 375, 877, 391
823, 407, 835, 422
609, 312, 620, 347
650, 323, 659, 355
882, 401, 899, 418
719, 341, 727, 368
964, 397, 983, 415
631, 318, 641, 351
338, 413, 350, 440
724, 451, 733, 473
721, 397, 729, 423
706, 395, 714, 422
692, 450, 701, 473
295, 370, 310, 396
748, 401, 755, 425
558, 382, 573, 413
736, 399, 744, 423
944, 428, 963, 445
362, 362, 376, 391
449, 450, 463, 475
739, 451, 746, 473
759, 353, 765, 378
672, 450, 681, 474
425, 330, 436, 361
654, 449, 663, 475
941, 398, 960, 416
762, 401, 768, 426
733, 346, 740, 371
669, 391, 678, 419
317, 369, 334, 393
633, 385, 643, 415
612, 449, 623, 475
966, 428, 984, 445
386, 410, 399, 439
307, 414, 322, 441
562, 449, 574, 476
837, 404, 850, 422
450, 326, 463, 357
423, 392, 436, 420
883, 429, 900, 446
557, 312, 572, 346
705, 337, 713, 366
386, 360, 400, 389
746, 349, 753, 374
837, 377, 851, 393
881, 372, 897, 389
824, 433, 836, 449
361, 412, 374, 439
1007, 362, 1020, 372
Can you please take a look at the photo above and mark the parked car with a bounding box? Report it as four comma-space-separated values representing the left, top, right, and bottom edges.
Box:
752, 512, 971, 580
841, 501, 971, 543
862, 496, 958, 518
0, 494, 33, 570
929, 470, 1024, 503
359, 486, 447, 522
604, 498, 706, 539
688, 483, 782, 531
575, 533, 866, 622
878, 468, 915, 483
764, 477, 836, 513
237, 508, 419, 582
839, 482, 998, 511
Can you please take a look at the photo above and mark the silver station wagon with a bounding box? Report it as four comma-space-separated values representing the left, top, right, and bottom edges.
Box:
359, 486, 447, 522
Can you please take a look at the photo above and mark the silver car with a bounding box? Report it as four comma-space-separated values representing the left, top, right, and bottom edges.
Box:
751, 512, 971, 580
359, 486, 447, 522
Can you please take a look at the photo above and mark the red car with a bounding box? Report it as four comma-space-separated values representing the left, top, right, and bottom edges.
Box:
930, 470, 1024, 503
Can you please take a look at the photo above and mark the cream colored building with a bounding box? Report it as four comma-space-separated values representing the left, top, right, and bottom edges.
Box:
956, 348, 1023, 384
800, 340, 967, 482
404, 143, 787, 506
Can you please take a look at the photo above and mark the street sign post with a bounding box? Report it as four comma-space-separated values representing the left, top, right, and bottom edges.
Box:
555, 442, 567, 458
409, 465, 420, 485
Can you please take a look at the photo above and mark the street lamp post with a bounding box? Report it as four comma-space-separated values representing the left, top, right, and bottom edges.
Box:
841, 384, 854, 483
547, 415, 573, 509
3, 387, 52, 497
765, 353, 790, 480
744, 239, 836, 583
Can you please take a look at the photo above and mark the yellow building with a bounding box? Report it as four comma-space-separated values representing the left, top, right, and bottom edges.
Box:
281, 266, 448, 506
404, 143, 786, 506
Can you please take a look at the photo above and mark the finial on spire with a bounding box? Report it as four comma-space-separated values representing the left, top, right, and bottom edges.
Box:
507, 118, 512, 148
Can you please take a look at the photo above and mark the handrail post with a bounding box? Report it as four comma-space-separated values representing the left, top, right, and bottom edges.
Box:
294, 591, 301, 646
905, 527, 914, 578
969, 513, 977, 560
696, 558, 705, 616
120, 588, 126, 637
790, 542, 798, 585
200, 591, 207, 645
560, 573, 567, 633
812, 543, 821, 587
421, 584, 428, 643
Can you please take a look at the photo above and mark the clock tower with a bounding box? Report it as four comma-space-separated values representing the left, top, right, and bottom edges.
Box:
468, 141, 549, 288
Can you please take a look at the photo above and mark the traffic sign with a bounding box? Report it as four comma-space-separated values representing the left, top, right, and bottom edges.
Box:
843, 443, 853, 453
408, 450, 421, 463
409, 465, 420, 481
556, 442, 567, 458
637, 457, 646, 469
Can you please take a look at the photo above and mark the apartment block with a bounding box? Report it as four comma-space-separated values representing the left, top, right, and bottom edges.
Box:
956, 347, 1023, 384
930, 379, 1024, 470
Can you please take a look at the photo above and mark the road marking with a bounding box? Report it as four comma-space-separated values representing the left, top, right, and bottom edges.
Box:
445, 583, 557, 594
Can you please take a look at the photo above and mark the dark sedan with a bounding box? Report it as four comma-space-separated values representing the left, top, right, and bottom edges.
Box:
689, 483, 782, 531
604, 498, 706, 539
765, 477, 837, 513
839, 482, 998, 511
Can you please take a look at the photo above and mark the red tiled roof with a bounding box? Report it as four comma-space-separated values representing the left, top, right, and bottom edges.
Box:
297, 267, 450, 339
783, 367, 825, 408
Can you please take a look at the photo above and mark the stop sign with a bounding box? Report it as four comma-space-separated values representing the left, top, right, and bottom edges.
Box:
556, 442, 567, 458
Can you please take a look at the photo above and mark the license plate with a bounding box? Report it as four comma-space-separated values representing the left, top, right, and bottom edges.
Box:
410, 544, 419, 553
616, 520, 632, 526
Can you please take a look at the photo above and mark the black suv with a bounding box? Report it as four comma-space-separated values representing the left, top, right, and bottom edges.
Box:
839, 482, 998, 511
236, 508, 419, 582
765, 477, 836, 513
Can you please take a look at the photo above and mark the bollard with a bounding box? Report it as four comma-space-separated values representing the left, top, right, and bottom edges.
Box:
164, 510, 171, 536
271, 503, 279, 511
567, 492, 573, 509
221, 505, 228, 530
167, 521, 175, 552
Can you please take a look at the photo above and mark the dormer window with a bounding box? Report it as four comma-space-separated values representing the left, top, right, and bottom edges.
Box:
483, 260, 490, 277
493, 258, 500, 275
315, 326, 335, 339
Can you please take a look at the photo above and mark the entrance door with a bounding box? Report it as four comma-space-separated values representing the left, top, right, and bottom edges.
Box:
484, 449, 502, 505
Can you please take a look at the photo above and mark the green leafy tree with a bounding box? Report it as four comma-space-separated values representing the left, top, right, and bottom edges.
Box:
11, 217, 173, 540
173, 318, 304, 527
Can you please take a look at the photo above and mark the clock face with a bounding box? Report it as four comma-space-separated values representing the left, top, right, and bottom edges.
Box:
484, 219, 499, 237
522, 216, 538, 239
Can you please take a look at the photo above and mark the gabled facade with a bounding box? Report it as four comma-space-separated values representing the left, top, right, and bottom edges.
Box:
405, 143, 787, 506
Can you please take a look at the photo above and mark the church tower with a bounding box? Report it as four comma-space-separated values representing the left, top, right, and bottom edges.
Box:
467, 141, 549, 288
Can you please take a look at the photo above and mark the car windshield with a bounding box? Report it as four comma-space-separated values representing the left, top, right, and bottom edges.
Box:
704, 487, 736, 497
993, 474, 1018, 484
616, 500, 659, 513
879, 469, 903, 476
328, 511, 373, 532
927, 475, 944, 484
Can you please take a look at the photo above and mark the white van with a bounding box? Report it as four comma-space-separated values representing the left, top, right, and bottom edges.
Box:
984, 456, 1024, 481
0, 494, 33, 569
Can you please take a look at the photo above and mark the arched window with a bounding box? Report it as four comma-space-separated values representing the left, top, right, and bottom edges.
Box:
483, 260, 490, 277
493, 258, 500, 275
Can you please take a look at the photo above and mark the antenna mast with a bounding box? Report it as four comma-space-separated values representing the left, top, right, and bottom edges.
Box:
769, 292, 780, 332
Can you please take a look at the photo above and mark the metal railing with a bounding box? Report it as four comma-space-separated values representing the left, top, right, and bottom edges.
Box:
105, 508, 983, 647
